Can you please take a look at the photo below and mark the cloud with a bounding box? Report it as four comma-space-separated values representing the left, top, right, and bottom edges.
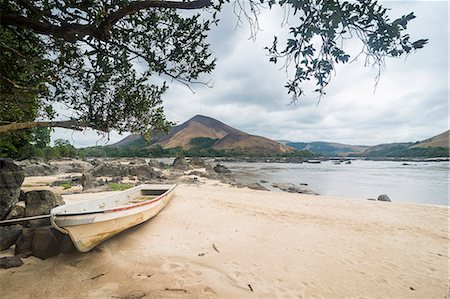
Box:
51, 1, 448, 147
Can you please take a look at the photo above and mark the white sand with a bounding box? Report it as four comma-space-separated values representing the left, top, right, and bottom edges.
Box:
1, 179, 448, 298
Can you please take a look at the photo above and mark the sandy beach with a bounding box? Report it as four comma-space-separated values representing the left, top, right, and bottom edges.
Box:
1, 177, 448, 298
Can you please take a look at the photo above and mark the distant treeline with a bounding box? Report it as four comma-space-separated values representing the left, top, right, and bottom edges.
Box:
358, 145, 449, 158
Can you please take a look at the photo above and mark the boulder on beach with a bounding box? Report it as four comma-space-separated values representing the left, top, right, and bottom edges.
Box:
0, 256, 23, 269
24, 190, 64, 227
172, 157, 191, 171
15, 228, 36, 257
0, 159, 25, 220
377, 194, 392, 202
25, 190, 65, 217
0, 225, 23, 251
31, 227, 61, 260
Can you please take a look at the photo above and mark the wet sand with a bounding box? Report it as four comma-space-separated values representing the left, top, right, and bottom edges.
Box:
1, 178, 448, 298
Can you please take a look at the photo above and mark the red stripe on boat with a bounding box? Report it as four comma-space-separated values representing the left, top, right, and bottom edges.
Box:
105, 194, 165, 213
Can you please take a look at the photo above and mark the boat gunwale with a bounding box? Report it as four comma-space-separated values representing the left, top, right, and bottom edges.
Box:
51, 184, 176, 218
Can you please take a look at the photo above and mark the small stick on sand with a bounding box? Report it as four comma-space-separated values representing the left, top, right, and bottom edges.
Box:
212, 244, 220, 253
248, 284, 254, 292
165, 288, 188, 293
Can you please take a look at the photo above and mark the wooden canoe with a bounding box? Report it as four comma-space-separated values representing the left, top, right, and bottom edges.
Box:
50, 184, 176, 252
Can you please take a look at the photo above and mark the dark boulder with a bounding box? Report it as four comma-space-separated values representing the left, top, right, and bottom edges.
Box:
58, 234, 77, 254
0, 159, 25, 220
213, 164, 231, 174
25, 190, 64, 217
0, 225, 23, 251
15, 228, 35, 257
172, 157, 191, 171
0, 256, 23, 269
31, 226, 60, 260
377, 194, 392, 202
25, 190, 64, 227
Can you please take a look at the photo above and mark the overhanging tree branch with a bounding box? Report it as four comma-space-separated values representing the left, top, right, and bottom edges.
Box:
0, 120, 107, 133
1, 0, 213, 42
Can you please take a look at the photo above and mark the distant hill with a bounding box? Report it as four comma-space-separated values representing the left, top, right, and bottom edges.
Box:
358, 130, 449, 158
411, 130, 449, 148
286, 141, 368, 156
112, 115, 293, 154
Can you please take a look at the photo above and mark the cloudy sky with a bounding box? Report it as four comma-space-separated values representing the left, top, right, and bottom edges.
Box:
52, 0, 449, 147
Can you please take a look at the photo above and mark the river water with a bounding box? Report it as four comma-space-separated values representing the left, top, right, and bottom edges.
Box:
220, 160, 449, 206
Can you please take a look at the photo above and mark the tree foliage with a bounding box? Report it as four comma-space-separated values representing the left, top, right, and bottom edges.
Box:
0, 0, 426, 137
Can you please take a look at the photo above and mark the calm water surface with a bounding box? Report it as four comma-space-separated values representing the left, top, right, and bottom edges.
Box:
221, 160, 449, 206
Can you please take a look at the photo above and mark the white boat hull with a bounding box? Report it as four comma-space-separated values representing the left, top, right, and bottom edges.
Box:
50, 184, 176, 252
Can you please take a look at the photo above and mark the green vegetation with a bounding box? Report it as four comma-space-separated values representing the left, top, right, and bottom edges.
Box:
190, 137, 219, 149
60, 182, 73, 190
108, 183, 135, 191
362, 146, 449, 158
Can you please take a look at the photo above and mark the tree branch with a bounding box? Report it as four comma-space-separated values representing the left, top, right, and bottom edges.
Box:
98, 0, 212, 35
2, 0, 213, 42
0, 120, 107, 133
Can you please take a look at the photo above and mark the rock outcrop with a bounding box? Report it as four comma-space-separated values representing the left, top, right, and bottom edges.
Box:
377, 194, 392, 202
92, 161, 161, 180
172, 157, 191, 171
272, 183, 317, 195
0, 159, 25, 220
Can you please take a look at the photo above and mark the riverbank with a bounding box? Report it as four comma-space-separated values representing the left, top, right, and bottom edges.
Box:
1, 177, 448, 298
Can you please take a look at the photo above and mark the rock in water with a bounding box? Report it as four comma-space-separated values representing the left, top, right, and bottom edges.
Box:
0, 159, 25, 220
213, 164, 231, 174
0, 256, 23, 269
377, 194, 392, 202
0, 225, 23, 251
15, 228, 36, 257
31, 227, 60, 260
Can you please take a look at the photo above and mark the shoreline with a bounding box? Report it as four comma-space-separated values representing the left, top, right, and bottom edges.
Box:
1, 177, 449, 298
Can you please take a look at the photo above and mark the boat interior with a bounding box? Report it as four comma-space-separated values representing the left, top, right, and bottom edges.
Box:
51, 184, 175, 215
